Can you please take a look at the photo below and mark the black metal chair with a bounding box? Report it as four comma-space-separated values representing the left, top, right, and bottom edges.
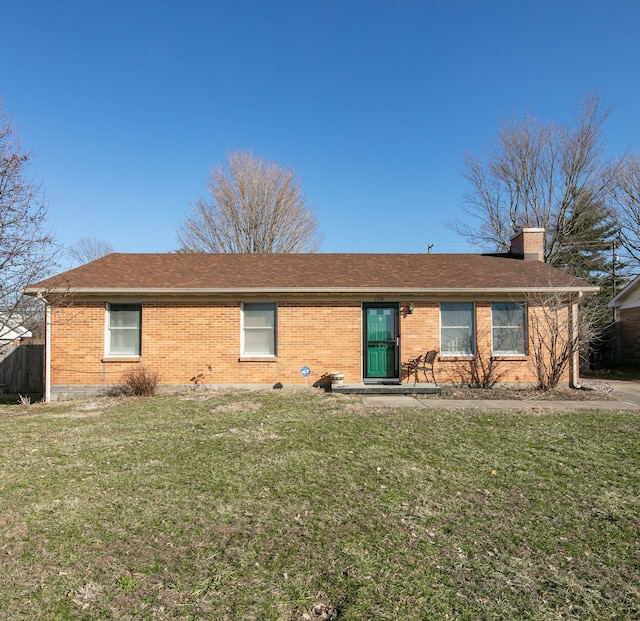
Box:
403, 349, 438, 386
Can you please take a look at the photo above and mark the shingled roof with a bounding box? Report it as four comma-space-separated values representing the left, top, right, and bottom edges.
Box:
24, 253, 597, 296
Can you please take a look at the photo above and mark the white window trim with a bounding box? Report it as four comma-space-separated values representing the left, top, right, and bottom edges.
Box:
241, 302, 277, 357
491, 301, 527, 356
439, 302, 476, 357
104, 302, 142, 358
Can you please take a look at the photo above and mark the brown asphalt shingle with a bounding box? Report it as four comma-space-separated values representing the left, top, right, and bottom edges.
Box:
26, 253, 595, 293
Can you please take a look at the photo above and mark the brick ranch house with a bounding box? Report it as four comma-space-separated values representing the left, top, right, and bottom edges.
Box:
25, 228, 597, 401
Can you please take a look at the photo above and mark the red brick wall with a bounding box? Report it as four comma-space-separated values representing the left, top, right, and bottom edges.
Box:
50, 301, 362, 388
49, 298, 570, 390
400, 301, 568, 386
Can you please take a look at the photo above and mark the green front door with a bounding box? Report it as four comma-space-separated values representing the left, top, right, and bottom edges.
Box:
364, 304, 399, 381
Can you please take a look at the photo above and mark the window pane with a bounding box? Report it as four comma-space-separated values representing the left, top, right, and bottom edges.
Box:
109, 303, 141, 313
244, 307, 275, 328
243, 303, 276, 356
493, 302, 523, 327
109, 309, 141, 329
492, 302, 525, 355
441, 303, 474, 355
493, 327, 525, 354
441, 303, 473, 328
110, 329, 140, 355
107, 304, 141, 356
441, 327, 474, 355
244, 328, 275, 355
367, 309, 395, 341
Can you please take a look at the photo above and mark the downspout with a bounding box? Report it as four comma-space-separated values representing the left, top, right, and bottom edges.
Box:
37, 293, 51, 403
569, 292, 582, 389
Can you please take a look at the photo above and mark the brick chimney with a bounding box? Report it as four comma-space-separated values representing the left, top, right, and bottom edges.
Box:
510, 227, 545, 262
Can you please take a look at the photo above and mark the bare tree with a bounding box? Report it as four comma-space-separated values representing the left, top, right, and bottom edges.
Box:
452, 93, 619, 267
67, 236, 114, 266
177, 150, 323, 253
611, 153, 640, 265
0, 100, 57, 340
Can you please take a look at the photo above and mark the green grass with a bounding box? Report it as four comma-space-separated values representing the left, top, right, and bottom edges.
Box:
0, 390, 639, 620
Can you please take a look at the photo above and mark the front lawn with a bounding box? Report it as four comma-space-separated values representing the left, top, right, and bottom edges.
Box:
0, 391, 638, 619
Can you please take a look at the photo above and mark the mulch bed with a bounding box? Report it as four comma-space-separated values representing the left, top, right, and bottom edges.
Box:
433, 379, 615, 401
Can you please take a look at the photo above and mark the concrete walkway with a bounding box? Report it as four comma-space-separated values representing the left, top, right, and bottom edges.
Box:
362, 379, 640, 410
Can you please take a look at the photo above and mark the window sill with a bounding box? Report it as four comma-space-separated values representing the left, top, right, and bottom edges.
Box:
440, 355, 528, 362
238, 356, 278, 363
102, 356, 141, 363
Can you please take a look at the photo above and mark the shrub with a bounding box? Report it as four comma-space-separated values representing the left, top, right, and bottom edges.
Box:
450, 354, 506, 389
527, 293, 576, 390
448, 326, 506, 388
120, 366, 160, 397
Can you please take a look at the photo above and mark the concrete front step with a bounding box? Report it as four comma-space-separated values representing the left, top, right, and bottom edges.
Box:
331, 383, 441, 395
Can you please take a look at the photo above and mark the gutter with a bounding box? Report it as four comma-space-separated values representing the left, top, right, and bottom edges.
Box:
24, 285, 601, 296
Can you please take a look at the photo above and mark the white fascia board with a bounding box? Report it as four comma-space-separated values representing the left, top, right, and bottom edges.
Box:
608, 274, 640, 307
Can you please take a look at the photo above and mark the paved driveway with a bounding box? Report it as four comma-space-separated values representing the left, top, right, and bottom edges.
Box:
604, 379, 640, 407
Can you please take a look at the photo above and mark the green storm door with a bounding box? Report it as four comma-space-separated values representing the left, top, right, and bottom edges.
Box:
364, 304, 399, 380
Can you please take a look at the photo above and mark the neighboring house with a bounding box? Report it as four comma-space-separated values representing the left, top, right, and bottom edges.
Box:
24, 228, 597, 401
0, 314, 32, 342
0, 315, 41, 395
0, 314, 33, 356
608, 274, 640, 363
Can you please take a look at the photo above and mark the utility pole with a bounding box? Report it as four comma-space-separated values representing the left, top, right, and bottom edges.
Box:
612, 239, 617, 299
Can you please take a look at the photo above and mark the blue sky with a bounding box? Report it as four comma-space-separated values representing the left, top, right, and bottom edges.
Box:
2, 0, 640, 257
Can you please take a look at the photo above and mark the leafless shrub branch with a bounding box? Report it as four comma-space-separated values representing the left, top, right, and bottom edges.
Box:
121, 367, 160, 397
526, 292, 581, 390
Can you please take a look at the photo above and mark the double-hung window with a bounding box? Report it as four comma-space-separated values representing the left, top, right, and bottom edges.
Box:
440, 302, 475, 356
492, 302, 526, 356
106, 303, 141, 356
242, 303, 277, 356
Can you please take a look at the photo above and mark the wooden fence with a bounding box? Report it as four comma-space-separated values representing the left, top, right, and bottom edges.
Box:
0, 344, 44, 394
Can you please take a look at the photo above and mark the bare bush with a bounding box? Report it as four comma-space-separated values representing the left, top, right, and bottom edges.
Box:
448, 328, 507, 388
527, 293, 579, 390
467, 355, 507, 389
190, 364, 213, 390
121, 367, 160, 397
